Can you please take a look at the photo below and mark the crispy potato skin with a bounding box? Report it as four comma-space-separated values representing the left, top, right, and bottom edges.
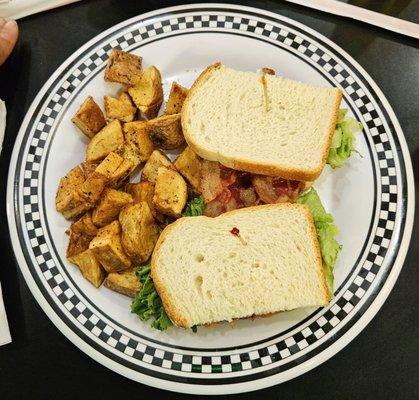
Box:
104, 92, 137, 123
104, 268, 140, 297
104, 49, 142, 86
72, 96, 106, 138
164, 82, 189, 115
89, 221, 132, 273
123, 121, 155, 162
174, 146, 202, 190
153, 167, 187, 218
141, 150, 173, 184
56, 166, 86, 214
68, 249, 106, 288
147, 113, 185, 150
86, 120, 124, 162
119, 202, 160, 264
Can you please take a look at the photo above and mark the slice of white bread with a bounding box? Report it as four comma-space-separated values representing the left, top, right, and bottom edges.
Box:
151, 204, 330, 328
181, 63, 342, 181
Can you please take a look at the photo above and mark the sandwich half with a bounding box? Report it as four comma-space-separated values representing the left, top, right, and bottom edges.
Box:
182, 63, 342, 182
151, 203, 330, 328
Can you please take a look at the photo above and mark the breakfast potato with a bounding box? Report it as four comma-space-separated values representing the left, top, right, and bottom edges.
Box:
94, 151, 124, 178
104, 49, 142, 86
86, 119, 124, 162
69, 212, 98, 237
141, 150, 173, 184
123, 121, 154, 161
79, 171, 108, 205
104, 92, 137, 122
119, 202, 160, 264
174, 146, 202, 190
115, 141, 143, 172
68, 249, 106, 288
104, 268, 140, 297
153, 167, 187, 218
128, 66, 163, 119
80, 161, 100, 178
164, 82, 189, 115
92, 188, 133, 227
147, 113, 185, 150
108, 159, 133, 188
89, 220, 131, 273
60, 192, 92, 220
71, 96, 106, 139
125, 181, 164, 222
56, 166, 85, 214
66, 230, 92, 259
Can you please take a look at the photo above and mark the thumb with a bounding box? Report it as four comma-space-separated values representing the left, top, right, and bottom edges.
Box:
0, 18, 19, 66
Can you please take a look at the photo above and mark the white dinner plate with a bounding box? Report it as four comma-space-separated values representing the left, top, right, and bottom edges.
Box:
6, 3, 414, 395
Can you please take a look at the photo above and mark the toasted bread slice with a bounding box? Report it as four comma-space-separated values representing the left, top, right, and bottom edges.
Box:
181, 63, 342, 181
151, 204, 330, 328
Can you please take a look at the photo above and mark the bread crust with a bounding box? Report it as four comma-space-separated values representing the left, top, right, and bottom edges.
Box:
151, 203, 330, 328
181, 63, 343, 182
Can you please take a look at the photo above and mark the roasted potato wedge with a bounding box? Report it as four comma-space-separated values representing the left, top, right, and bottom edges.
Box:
71, 96, 106, 139
94, 152, 124, 178
104, 268, 140, 297
68, 249, 106, 288
164, 82, 189, 115
56, 166, 85, 213
115, 141, 143, 172
153, 167, 187, 218
86, 119, 124, 162
92, 188, 133, 227
69, 212, 98, 237
104, 92, 137, 122
123, 121, 154, 161
79, 171, 108, 205
141, 150, 174, 184
119, 202, 160, 264
66, 231, 92, 259
125, 181, 164, 222
108, 159, 133, 188
174, 146, 202, 190
89, 221, 131, 273
147, 113, 184, 150
128, 66, 163, 119
104, 49, 142, 86
81, 161, 100, 178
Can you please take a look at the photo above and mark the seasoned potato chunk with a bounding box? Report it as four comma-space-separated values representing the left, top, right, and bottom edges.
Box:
56, 166, 85, 213
108, 159, 133, 188
119, 202, 160, 264
128, 66, 163, 119
71, 96, 106, 139
174, 146, 202, 190
92, 188, 133, 227
86, 120, 124, 162
104, 268, 140, 297
68, 212, 98, 237
147, 113, 184, 150
79, 171, 108, 205
80, 161, 100, 178
125, 181, 163, 222
123, 121, 154, 161
104, 92, 136, 122
153, 167, 187, 218
104, 49, 142, 86
164, 82, 189, 115
94, 152, 124, 178
66, 230, 92, 259
89, 221, 131, 273
141, 150, 173, 184
68, 249, 106, 288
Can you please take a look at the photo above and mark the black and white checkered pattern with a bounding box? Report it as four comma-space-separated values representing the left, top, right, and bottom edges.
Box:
19, 11, 399, 375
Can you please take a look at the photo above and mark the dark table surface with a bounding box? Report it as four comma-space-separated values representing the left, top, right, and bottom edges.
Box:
0, 1, 418, 399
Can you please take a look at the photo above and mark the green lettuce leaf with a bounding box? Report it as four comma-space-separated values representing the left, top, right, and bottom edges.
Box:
131, 264, 172, 331
298, 188, 341, 294
182, 196, 205, 217
327, 109, 362, 169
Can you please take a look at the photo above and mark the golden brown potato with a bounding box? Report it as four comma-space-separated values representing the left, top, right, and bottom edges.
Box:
68, 249, 106, 288
69, 212, 98, 237
123, 121, 154, 161
108, 159, 133, 188
86, 120, 124, 162
125, 181, 164, 222
104, 92, 137, 122
104, 49, 142, 86
173, 146, 202, 190
80, 161, 100, 178
153, 167, 187, 218
119, 202, 160, 264
128, 66, 163, 119
104, 268, 140, 297
56, 166, 85, 213
115, 141, 143, 173
94, 152, 124, 178
146, 113, 185, 150
141, 149, 173, 184
71, 96, 106, 139
164, 82, 189, 115
60, 191, 92, 220
89, 221, 131, 273
66, 230, 92, 258
92, 188, 133, 227
79, 171, 108, 205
